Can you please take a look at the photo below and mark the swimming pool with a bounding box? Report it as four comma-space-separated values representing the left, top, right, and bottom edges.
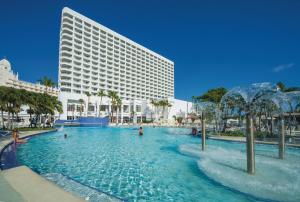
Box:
15, 127, 300, 202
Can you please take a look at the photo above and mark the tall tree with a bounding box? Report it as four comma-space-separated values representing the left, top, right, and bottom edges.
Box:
198, 87, 227, 104
0, 87, 8, 129
85, 92, 91, 115
107, 91, 118, 122
158, 100, 172, 120
116, 97, 122, 123
151, 99, 159, 121
38, 76, 56, 93
78, 99, 84, 117
97, 90, 106, 117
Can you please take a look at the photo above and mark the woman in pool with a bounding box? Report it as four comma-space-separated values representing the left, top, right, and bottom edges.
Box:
12, 129, 27, 143
138, 127, 143, 135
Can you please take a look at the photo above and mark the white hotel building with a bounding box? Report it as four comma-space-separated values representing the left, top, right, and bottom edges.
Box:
58, 7, 192, 122
0, 59, 59, 97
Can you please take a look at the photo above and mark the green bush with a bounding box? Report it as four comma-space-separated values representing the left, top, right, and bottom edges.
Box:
254, 131, 273, 138
17, 127, 54, 131
219, 130, 244, 137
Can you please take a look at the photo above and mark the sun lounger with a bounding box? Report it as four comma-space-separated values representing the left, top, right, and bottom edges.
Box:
0, 130, 11, 138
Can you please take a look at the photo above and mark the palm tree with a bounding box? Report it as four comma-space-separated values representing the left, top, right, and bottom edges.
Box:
97, 90, 106, 117
78, 99, 84, 117
151, 99, 159, 121
116, 97, 122, 124
0, 87, 8, 129
166, 101, 172, 121
38, 76, 56, 94
5, 88, 23, 129
158, 100, 165, 120
85, 92, 91, 116
158, 100, 172, 121
0, 86, 63, 129
130, 110, 136, 124
107, 91, 118, 122
24, 91, 36, 122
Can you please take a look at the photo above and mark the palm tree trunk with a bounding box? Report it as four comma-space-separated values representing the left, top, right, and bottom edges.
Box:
7, 111, 10, 130
11, 112, 15, 130
116, 107, 119, 124
99, 97, 102, 117
111, 106, 114, 123
29, 107, 32, 120
80, 104, 82, 117
1, 109, 4, 129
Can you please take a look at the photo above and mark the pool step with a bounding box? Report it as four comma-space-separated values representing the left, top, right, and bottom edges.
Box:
43, 173, 123, 202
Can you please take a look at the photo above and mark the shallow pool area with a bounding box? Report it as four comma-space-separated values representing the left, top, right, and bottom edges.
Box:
14, 127, 300, 202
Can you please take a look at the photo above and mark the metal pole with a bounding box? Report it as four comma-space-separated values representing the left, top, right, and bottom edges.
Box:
201, 112, 206, 151
271, 116, 274, 136
246, 113, 255, 174
279, 118, 285, 159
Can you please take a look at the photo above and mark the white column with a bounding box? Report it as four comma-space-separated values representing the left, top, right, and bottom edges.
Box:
61, 99, 68, 120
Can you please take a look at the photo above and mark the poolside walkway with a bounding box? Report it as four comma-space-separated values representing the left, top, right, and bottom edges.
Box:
2, 166, 83, 202
208, 135, 300, 147
0, 129, 84, 202
0, 171, 25, 202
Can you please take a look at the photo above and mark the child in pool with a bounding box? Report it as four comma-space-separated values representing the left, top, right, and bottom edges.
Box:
138, 127, 143, 135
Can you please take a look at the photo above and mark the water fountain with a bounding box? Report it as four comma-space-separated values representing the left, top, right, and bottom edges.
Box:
221, 83, 278, 174
57, 125, 64, 132
195, 101, 216, 150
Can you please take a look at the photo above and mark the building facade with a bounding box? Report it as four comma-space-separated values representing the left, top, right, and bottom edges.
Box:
58, 7, 191, 121
0, 58, 59, 96
59, 7, 174, 99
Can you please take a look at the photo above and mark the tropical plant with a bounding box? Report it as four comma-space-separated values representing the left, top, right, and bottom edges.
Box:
158, 100, 172, 120
0, 87, 8, 129
0, 86, 63, 129
151, 99, 159, 121
78, 99, 84, 117
198, 87, 227, 104
107, 91, 118, 122
38, 76, 56, 93
97, 90, 106, 117
176, 116, 183, 124
85, 92, 91, 115
116, 97, 122, 123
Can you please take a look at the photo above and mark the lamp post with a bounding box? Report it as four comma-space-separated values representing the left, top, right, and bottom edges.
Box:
201, 111, 206, 151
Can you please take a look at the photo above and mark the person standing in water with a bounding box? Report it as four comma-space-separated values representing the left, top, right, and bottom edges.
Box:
64, 133, 68, 138
138, 127, 143, 135
12, 129, 27, 143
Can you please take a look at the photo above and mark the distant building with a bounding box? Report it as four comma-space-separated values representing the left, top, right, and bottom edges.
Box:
0, 58, 59, 97
57, 7, 192, 121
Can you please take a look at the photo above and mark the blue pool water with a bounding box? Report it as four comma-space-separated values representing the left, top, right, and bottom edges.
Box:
16, 127, 300, 202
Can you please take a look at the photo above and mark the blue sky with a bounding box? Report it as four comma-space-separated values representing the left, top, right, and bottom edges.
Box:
0, 0, 299, 100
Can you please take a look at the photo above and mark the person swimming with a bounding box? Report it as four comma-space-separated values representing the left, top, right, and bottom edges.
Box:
191, 127, 198, 136
64, 133, 68, 138
138, 127, 143, 135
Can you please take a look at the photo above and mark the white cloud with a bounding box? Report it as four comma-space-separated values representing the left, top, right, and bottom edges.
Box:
273, 63, 294, 73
